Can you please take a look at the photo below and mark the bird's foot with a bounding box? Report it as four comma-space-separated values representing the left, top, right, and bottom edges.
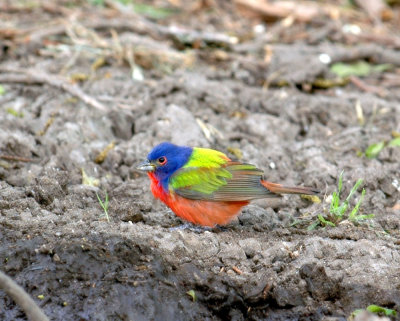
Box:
212, 225, 229, 232
169, 223, 213, 233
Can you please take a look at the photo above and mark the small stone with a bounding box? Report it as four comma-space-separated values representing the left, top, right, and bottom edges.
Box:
53, 253, 61, 262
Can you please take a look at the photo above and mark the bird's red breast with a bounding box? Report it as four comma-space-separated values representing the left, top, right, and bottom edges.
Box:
148, 172, 248, 226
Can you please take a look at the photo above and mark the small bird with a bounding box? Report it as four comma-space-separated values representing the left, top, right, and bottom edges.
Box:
138, 142, 319, 227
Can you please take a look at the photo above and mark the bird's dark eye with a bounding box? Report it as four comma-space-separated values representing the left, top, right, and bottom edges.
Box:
157, 156, 167, 165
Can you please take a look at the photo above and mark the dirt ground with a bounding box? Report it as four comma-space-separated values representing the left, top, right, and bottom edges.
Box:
1, 0, 400, 320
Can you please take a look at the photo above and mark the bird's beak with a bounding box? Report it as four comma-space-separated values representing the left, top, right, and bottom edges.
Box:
137, 160, 156, 172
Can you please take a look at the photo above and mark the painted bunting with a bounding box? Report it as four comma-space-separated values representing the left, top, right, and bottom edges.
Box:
138, 142, 319, 227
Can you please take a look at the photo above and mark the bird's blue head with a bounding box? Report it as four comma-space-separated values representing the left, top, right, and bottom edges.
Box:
137, 142, 193, 185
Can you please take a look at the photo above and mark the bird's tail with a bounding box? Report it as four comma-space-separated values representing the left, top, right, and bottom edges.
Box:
261, 181, 319, 195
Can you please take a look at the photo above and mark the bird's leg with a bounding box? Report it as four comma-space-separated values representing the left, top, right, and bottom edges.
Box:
212, 225, 229, 232
169, 223, 213, 233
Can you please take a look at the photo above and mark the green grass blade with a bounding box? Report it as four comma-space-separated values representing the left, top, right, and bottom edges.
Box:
330, 171, 344, 215
332, 203, 348, 217
345, 179, 363, 203
367, 305, 397, 316
308, 221, 320, 230
318, 214, 336, 227
330, 191, 338, 213
96, 192, 103, 207
96, 191, 110, 222
365, 141, 385, 159
353, 214, 374, 221
104, 192, 109, 209
349, 189, 365, 221
388, 137, 400, 147
310, 171, 373, 229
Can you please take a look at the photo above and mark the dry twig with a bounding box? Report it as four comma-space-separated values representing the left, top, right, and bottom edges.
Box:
232, 266, 243, 275
349, 76, 388, 97
0, 154, 34, 162
0, 68, 107, 111
0, 270, 50, 321
27, 16, 237, 49
323, 44, 400, 65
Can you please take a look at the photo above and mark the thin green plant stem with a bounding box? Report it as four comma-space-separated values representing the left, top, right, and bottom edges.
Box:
96, 191, 110, 222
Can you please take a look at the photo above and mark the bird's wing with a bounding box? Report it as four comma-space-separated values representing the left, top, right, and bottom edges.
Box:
170, 157, 275, 201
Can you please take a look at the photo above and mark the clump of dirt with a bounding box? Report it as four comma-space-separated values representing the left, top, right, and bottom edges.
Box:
1, 1, 400, 320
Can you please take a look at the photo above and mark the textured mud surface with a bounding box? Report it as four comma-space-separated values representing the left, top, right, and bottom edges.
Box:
1, 1, 400, 320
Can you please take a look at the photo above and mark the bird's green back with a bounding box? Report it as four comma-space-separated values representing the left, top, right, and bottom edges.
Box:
169, 147, 273, 201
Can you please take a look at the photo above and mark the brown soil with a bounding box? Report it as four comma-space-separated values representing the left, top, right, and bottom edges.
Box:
1, 1, 400, 320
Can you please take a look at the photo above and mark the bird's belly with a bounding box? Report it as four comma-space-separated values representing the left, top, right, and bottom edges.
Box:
165, 194, 248, 227
148, 172, 248, 226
